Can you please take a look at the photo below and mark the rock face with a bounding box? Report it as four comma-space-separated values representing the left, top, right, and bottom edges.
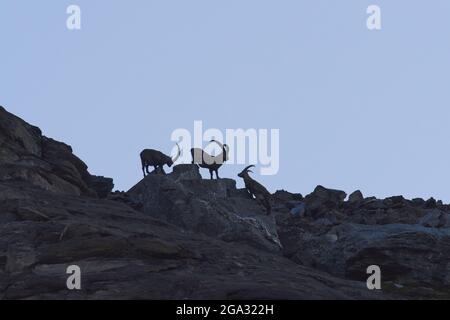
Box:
0, 106, 386, 300
127, 164, 282, 253
88, 176, 114, 199
0, 106, 105, 198
276, 186, 450, 298
1, 106, 450, 300
0, 182, 386, 300
284, 222, 450, 285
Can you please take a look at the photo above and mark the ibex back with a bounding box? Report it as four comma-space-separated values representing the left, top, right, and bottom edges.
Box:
140, 143, 181, 177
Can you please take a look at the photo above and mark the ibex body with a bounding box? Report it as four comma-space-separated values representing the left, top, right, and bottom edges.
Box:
191, 140, 229, 179
238, 165, 272, 215
140, 143, 181, 177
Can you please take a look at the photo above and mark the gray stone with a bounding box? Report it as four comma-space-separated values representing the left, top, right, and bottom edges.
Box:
88, 175, 114, 198
304, 186, 347, 217
290, 202, 306, 217
282, 222, 450, 288
127, 165, 282, 253
3, 106, 450, 300
312, 185, 347, 202
348, 190, 364, 203
0, 106, 108, 197
419, 209, 450, 228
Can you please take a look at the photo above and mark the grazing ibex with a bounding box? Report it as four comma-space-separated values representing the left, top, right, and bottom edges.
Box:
191, 140, 229, 179
238, 165, 272, 215
140, 143, 181, 177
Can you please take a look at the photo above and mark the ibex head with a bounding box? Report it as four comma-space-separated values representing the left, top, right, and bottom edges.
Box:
210, 140, 230, 162
238, 165, 255, 178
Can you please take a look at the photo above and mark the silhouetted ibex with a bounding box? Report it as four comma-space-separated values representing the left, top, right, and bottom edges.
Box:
140, 143, 181, 177
238, 165, 272, 215
191, 140, 229, 179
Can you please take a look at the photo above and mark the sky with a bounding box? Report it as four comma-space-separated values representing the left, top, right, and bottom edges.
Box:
1, 1, 450, 201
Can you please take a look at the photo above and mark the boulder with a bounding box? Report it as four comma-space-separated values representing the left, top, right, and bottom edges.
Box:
424, 197, 437, 209
348, 190, 364, 203
304, 185, 347, 217
170, 164, 202, 180
312, 185, 347, 202
411, 198, 426, 207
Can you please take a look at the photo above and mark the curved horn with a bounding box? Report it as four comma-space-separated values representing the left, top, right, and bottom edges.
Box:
210, 139, 224, 149
241, 165, 255, 173
172, 143, 181, 163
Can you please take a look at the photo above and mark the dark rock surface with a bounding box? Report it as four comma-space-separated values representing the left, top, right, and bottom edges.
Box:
88, 175, 114, 199
1, 106, 449, 299
276, 186, 450, 298
0, 182, 386, 300
127, 164, 282, 253
0, 106, 99, 197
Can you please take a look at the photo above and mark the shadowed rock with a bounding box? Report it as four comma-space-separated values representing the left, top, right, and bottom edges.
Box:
2, 106, 450, 299
127, 164, 282, 253
88, 176, 114, 199
0, 106, 112, 198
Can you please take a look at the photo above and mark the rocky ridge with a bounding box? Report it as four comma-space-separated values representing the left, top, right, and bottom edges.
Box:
0, 106, 449, 299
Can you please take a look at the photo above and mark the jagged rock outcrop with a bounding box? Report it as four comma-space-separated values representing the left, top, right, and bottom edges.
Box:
276, 186, 450, 298
88, 176, 114, 199
0, 106, 389, 300
0, 181, 388, 300
0, 106, 107, 198
127, 164, 282, 253
1, 106, 450, 299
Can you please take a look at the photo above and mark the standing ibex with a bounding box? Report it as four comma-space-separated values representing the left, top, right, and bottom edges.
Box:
238, 165, 272, 215
140, 143, 181, 177
191, 140, 229, 179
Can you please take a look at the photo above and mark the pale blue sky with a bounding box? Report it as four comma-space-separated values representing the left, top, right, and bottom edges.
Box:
1, 1, 450, 201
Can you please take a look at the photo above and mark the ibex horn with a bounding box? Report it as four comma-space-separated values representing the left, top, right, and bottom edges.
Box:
210, 139, 224, 149
172, 143, 181, 163
241, 165, 255, 173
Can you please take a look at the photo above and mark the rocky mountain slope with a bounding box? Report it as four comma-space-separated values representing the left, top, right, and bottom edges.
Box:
0, 106, 449, 299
